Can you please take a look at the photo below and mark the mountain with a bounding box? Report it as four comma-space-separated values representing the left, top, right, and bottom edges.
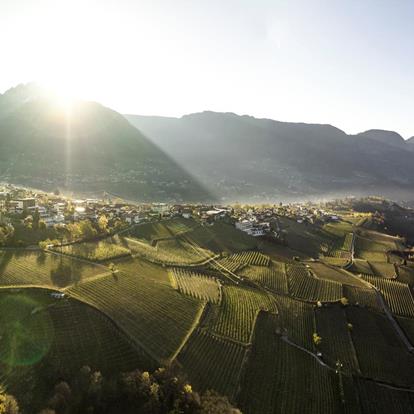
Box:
357, 129, 407, 149
0, 84, 212, 202
407, 137, 414, 151
126, 112, 414, 202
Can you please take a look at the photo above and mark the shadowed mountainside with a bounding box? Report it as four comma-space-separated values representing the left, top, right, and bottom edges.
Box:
0, 84, 213, 202
126, 112, 414, 202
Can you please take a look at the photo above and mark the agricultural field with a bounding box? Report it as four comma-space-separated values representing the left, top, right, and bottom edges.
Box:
361, 275, 414, 317
53, 239, 131, 261
130, 217, 199, 242
169, 268, 221, 303
396, 265, 414, 285
0, 289, 153, 412
238, 312, 342, 414
287, 263, 343, 302
181, 222, 258, 253
308, 262, 367, 288
349, 259, 375, 276
315, 304, 360, 373
225, 251, 270, 266
0, 250, 105, 288
110, 256, 171, 286
367, 261, 397, 278
177, 329, 246, 400
346, 306, 414, 386
66, 270, 203, 363
209, 256, 245, 274
343, 285, 382, 311
207, 285, 278, 343
354, 233, 394, 262
275, 295, 316, 351
355, 378, 414, 414
125, 236, 215, 266
239, 261, 288, 294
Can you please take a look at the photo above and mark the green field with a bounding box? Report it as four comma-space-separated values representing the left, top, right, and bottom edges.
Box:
239, 261, 289, 294
130, 217, 199, 242
177, 329, 246, 400
169, 268, 221, 303
346, 307, 414, 386
206, 285, 278, 343
54, 239, 131, 261
0, 250, 105, 288
0, 289, 153, 412
238, 312, 342, 414
287, 263, 343, 302
66, 270, 202, 363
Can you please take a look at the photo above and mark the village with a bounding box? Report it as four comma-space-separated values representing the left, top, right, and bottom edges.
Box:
0, 183, 346, 248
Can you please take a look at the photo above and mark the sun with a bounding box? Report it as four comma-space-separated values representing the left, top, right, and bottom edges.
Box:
38, 78, 80, 111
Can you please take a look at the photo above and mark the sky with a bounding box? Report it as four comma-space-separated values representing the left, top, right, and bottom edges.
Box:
0, 0, 413, 138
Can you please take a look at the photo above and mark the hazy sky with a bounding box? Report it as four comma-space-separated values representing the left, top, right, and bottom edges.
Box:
1, 0, 413, 137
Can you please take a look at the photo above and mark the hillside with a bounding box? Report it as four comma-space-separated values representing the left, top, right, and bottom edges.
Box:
0, 84, 212, 202
3, 212, 414, 413
126, 112, 414, 202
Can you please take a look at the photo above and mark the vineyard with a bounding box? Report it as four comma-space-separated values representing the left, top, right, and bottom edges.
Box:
125, 237, 215, 266
238, 312, 342, 414
356, 378, 414, 414
275, 295, 315, 351
239, 261, 288, 294
177, 329, 246, 399
308, 262, 366, 287
349, 259, 375, 276
66, 271, 202, 363
208, 285, 278, 343
129, 217, 199, 242
343, 285, 381, 311
181, 222, 258, 253
225, 251, 270, 266
169, 268, 221, 303
54, 239, 131, 261
367, 261, 397, 279
0, 250, 104, 288
354, 235, 390, 262
209, 257, 245, 274
315, 305, 360, 373
287, 264, 343, 302
346, 307, 414, 386
361, 275, 414, 317
0, 290, 154, 405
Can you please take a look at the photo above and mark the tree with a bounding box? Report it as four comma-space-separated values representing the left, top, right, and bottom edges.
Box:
98, 215, 109, 233
313, 333, 322, 345
0, 392, 19, 414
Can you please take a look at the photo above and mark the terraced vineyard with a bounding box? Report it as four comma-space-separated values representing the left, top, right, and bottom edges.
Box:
55, 239, 131, 261
343, 285, 381, 311
0, 250, 105, 288
315, 305, 360, 373
308, 262, 366, 287
354, 234, 390, 262
177, 329, 246, 399
125, 237, 215, 265
209, 257, 245, 274
208, 285, 278, 343
66, 271, 202, 363
275, 295, 316, 351
367, 261, 397, 279
287, 264, 343, 302
356, 378, 414, 414
226, 251, 270, 266
169, 268, 221, 303
361, 275, 414, 317
130, 217, 199, 242
0, 290, 154, 402
239, 261, 288, 294
349, 259, 375, 275
239, 312, 342, 414
346, 307, 414, 386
